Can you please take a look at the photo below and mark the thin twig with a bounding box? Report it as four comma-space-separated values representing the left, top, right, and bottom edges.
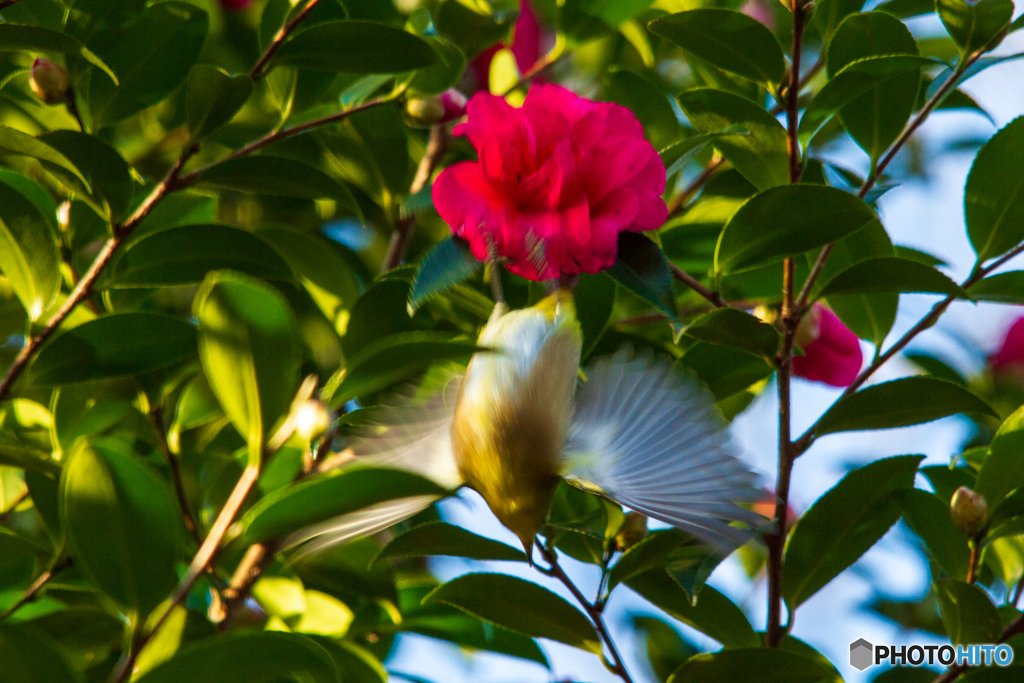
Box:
0, 489, 29, 525
383, 124, 449, 271
668, 262, 727, 308
249, 0, 324, 80
793, 241, 1024, 456
931, 613, 1024, 683
666, 156, 724, 218
150, 407, 202, 546
966, 541, 979, 584
0, 557, 72, 622
538, 545, 635, 683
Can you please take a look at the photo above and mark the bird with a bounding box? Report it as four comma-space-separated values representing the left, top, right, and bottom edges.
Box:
286, 290, 766, 559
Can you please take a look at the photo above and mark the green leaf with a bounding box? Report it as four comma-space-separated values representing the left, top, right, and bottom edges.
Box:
194, 156, 361, 218
814, 377, 996, 437
105, 224, 293, 288
970, 271, 1024, 303
423, 573, 601, 653
603, 70, 681, 150
313, 640, 387, 683
683, 308, 779, 358
937, 0, 1014, 55
818, 257, 969, 299
194, 271, 301, 462
0, 624, 85, 683
715, 185, 878, 275
60, 440, 183, 621
667, 648, 836, 683
258, 228, 361, 331
30, 313, 197, 386
799, 55, 937, 147
815, 0, 867, 43
0, 175, 61, 321
0, 23, 117, 84
135, 631, 339, 683
965, 116, 1024, 263
88, 2, 209, 127
677, 88, 789, 191
241, 467, 448, 544
875, 0, 934, 18
274, 20, 438, 74
406, 36, 466, 97
409, 237, 482, 311
606, 232, 676, 315
373, 522, 528, 565
627, 570, 759, 648
897, 488, 971, 581
783, 455, 923, 608
648, 9, 785, 89
680, 342, 775, 400
0, 125, 89, 192
934, 580, 1002, 646
826, 11, 922, 163
38, 130, 133, 221
974, 404, 1024, 509
341, 277, 415, 358
895, 245, 948, 268
574, 273, 616, 358
329, 332, 481, 407
186, 65, 253, 145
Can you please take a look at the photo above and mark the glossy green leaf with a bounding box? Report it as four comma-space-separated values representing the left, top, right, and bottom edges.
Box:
607, 232, 676, 315
970, 271, 1024, 303
827, 12, 921, 162
0, 23, 117, 83
935, 580, 1002, 646
677, 88, 789, 191
313, 640, 388, 683
329, 332, 480, 407
88, 2, 209, 127
30, 313, 196, 386
683, 308, 779, 358
106, 224, 293, 288
0, 125, 89, 191
274, 20, 437, 74
715, 185, 878, 275
406, 36, 466, 97
814, 377, 996, 436
60, 440, 183, 621
0, 175, 61, 321
627, 570, 759, 648
423, 573, 600, 652
681, 342, 775, 400
818, 257, 969, 299
783, 455, 923, 608
875, 0, 934, 18
648, 10, 785, 89
974, 404, 1024, 509
897, 488, 971, 581
965, 116, 1024, 263
937, 0, 1013, 55
409, 237, 482, 311
800, 55, 937, 147
194, 271, 301, 462
0, 170, 57, 233
603, 69, 680, 150
575, 273, 615, 358
815, 0, 867, 43
241, 467, 448, 544
0, 624, 85, 683
194, 156, 360, 218
668, 648, 836, 683
341, 277, 415, 358
186, 65, 253, 145
39, 130, 133, 221
135, 631, 339, 683
373, 522, 528, 565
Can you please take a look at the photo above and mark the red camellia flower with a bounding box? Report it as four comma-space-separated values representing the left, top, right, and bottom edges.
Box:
792, 304, 863, 387
991, 316, 1024, 375
470, 0, 543, 86
432, 84, 667, 281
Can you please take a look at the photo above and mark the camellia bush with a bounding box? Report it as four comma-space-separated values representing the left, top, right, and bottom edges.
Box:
2, 0, 1024, 682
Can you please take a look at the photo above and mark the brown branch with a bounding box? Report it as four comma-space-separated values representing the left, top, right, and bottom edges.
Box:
538, 545, 635, 683
931, 613, 1024, 683
668, 261, 727, 308
0, 557, 72, 622
249, 0, 324, 80
966, 540, 980, 584
793, 240, 1024, 456
383, 124, 449, 271
0, 489, 29, 525
150, 407, 202, 546
666, 155, 724, 218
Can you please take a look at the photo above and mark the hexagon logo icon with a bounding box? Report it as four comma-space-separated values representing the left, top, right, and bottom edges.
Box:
850, 638, 874, 671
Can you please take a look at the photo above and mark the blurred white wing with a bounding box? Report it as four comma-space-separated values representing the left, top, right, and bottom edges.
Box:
287, 378, 464, 557
562, 349, 764, 551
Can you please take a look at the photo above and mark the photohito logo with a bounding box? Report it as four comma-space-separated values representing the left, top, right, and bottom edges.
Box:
849, 640, 1014, 671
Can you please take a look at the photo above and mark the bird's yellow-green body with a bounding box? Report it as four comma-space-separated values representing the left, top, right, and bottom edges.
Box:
451, 291, 581, 553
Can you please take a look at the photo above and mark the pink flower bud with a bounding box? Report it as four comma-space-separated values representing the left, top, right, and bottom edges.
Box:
405, 96, 446, 126
752, 490, 798, 532
991, 316, 1024, 376
792, 304, 863, 387
219, 0, 254, 10
439, 88, 467, 122
950, 486, 988, 536
30, 58, 69, 105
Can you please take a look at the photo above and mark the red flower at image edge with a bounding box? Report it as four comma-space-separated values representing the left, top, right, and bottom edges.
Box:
992, 316, 1024, 374
792, 304, 863, 387
432, 84, 667, 281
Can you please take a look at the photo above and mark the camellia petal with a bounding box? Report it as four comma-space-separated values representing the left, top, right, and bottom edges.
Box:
792, 305, 863, 387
